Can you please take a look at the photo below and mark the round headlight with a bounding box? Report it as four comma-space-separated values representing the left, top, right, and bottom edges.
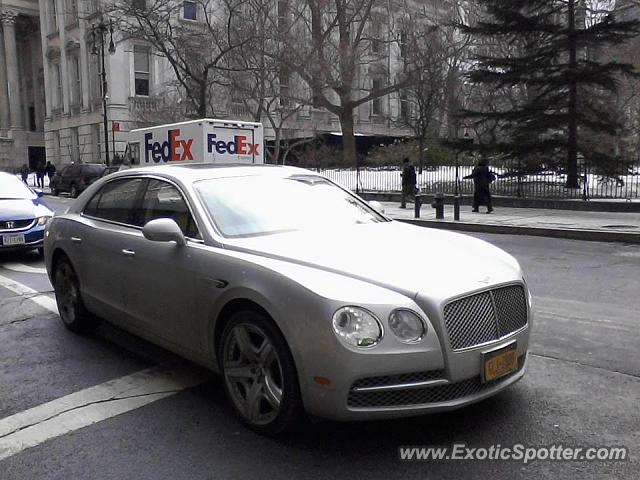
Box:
388, 310, 426, 343
332, 306, 382, 348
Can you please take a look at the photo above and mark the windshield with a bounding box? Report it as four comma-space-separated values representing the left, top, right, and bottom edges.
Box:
195, 174, 386, 238
0, 175, 36, 200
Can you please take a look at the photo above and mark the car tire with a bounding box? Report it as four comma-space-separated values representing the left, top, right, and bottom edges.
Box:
70, 184, 79, 198
51, 185, 59, 196
52, 257, 94, 333
219, 310, 302, 436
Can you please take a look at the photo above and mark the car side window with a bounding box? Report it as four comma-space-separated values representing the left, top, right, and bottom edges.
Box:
140, 180, 200, 239
86, 178, 144, 225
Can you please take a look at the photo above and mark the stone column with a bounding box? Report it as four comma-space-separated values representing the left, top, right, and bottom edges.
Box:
1, 9, 23, 129
31, 33, 44, 131
0, 24, 9, 130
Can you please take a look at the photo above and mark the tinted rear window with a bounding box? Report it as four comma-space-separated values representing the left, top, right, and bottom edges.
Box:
85, 178, 143, 224
82, 165, 106, 177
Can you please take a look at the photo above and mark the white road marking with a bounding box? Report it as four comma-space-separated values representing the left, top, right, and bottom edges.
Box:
0, 363, 211, 461
0, 262, 48, 275
0, 273, 58, 314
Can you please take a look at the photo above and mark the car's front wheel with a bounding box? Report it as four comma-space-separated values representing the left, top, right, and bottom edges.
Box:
220, 311, 302, 435
53, 257, 94, 332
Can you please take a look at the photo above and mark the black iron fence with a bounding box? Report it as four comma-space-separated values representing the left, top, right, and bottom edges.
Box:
318, 158, 640, 199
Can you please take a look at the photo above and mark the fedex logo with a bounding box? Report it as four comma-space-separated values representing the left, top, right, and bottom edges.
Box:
144, 129, 193, 163
207, 134, 260, 156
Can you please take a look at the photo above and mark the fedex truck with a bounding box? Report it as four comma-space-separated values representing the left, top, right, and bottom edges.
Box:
129, 119, 264, 165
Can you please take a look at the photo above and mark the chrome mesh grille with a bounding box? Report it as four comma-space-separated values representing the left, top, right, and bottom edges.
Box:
347, 356, 524, 408
443, 285, 528, 351
351, 370, 444, 390
493, 286, 528, 336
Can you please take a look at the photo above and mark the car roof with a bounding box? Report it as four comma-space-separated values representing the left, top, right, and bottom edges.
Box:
111, 163, 313, 182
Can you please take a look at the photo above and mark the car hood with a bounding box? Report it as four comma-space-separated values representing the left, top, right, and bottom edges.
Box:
0, 199, 51, 221
225, 221, 522, 301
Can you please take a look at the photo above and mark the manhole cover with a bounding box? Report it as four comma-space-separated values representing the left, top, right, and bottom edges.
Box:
601, 225, 639, 229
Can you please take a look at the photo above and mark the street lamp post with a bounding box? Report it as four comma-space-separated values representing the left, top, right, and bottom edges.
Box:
91, 19, 116, 166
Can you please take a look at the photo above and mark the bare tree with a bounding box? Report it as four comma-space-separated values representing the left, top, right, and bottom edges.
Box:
111, 0, 256, 118
269, 0, 421, 166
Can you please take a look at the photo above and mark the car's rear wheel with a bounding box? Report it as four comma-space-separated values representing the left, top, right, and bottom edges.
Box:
70, 184, 79, 198
220, 311, 302, 435
51, 185, 58, 196
53, 258, 94, 332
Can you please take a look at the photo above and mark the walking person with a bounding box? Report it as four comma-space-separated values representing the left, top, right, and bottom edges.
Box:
20, 164, 29, 184
35, 160, 46, 188
45, 161, 56, 187
400, 157, 417, 209
464, 157, 495, 213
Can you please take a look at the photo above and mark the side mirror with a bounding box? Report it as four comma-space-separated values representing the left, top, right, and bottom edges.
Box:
368, 200, 385, 214
142, 218, 186, 246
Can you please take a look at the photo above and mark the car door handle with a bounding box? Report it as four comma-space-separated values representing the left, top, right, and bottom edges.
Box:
71, 237, 82, 244
121, 249, 136, 257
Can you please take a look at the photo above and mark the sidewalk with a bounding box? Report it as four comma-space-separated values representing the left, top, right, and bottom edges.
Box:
381, 201, 640, 244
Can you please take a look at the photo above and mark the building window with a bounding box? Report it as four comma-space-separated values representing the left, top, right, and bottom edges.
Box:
134, 46, 150, 96
49, 0, 58, 34
71, 127, 80, 162
183, 1, 197, 20
93, 124, 101, 159
52, 130, 61, 162
371, 19, 382, 54
399, 89, 409, 121
70, 56, 82, 105
279, 66, 290, 107
66, 0, 78, 24
372, 78, 383, 115
29, 106, 37, 131
399, 30, 408, 60
277, 1, 289, 31
55, 63, 63, 108
132, 0, 146, 10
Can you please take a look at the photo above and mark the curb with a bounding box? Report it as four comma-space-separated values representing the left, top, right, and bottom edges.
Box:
395, 218, 640, 244
361, 192, 640, 212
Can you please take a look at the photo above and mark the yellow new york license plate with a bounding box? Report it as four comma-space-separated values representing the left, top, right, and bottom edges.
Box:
483, 345, 518, 383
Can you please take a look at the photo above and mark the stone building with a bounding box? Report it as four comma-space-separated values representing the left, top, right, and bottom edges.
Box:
0, 0, 45, 171
4, 0, 451, 169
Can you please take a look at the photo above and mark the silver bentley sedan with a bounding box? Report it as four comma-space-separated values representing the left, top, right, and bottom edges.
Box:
44, 164, 532, 434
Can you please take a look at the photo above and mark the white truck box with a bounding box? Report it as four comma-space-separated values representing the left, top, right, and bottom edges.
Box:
130, 118, 264, 165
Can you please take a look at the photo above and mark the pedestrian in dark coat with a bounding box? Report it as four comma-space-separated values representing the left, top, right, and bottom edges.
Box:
400, 158, 417, 209
464, 157, 495, 213
20, 164, 29, 184
35, 161, 46, 188
45, 161, 56, 185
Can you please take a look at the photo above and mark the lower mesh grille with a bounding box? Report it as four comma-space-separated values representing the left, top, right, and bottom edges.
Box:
351, 370, 445, 390
347, 356, 524, 408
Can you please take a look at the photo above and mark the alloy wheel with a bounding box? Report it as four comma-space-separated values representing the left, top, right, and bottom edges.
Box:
222, 323, 284, 426
55, 261, 79, 327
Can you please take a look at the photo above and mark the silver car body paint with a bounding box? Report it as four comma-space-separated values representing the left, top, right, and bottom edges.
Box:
45, 164, 531, 421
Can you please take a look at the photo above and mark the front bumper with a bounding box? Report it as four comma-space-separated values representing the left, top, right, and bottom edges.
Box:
0, 226, 45, 251
296, 282, 531, 421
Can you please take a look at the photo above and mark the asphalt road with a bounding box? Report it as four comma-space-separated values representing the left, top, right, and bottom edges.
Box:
1, 195, 638, 479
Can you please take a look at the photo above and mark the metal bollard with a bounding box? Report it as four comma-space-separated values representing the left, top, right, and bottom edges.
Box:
431, 193, 445, 220
414, 194, 422, 218
453, 194, 460, 221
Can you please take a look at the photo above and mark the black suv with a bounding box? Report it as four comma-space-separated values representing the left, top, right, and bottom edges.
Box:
50, 163, 106, 198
